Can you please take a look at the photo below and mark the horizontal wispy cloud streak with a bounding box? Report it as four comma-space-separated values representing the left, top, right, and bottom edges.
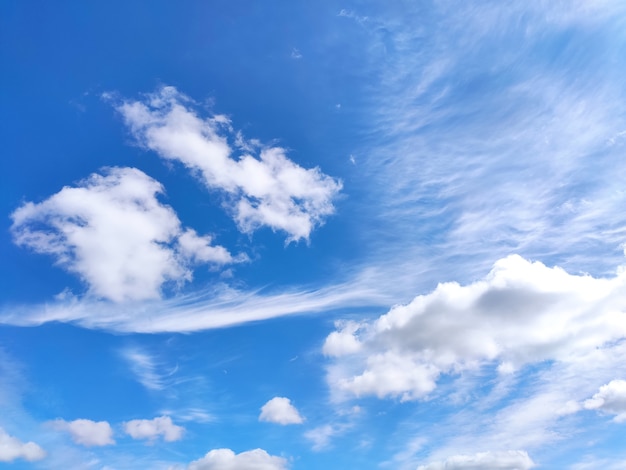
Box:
0, 280, 390, 333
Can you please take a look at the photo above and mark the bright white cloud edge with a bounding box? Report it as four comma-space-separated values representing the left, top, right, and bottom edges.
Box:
259, 397, 304, 425
185, 448, 288, 470
115, 86, 342, 243
10, 167, 238, 303
324, 254, 626, 401
584, 379, 626, 422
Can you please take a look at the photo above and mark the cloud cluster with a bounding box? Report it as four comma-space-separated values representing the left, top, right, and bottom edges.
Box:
116, 86, 342, 242
0, 427, 46, 462
187, 448, 288, 470
49, 416, 183, 446
259, 397, 304, 425
123, 416, 184, 442
11, 167, 236, 302
417, 450, 535, 470
50, 419, 114, 447
325, 255, 626, 401
584, 380, 626, 422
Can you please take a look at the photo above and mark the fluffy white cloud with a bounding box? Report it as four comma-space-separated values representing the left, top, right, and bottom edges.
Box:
259, 397, 304, 425
11, 167, 236, 302
325, 255, 626, 401
50, 419, 114, 447
0, 427, 46, 462
115, 86, 342, 242
584, 379, 626, 422
187, 448, 288, 470
417, 450, 535, 470
123, 416, 184, 442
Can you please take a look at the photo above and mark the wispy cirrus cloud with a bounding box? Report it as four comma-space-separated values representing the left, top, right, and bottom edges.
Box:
120, 347, 173, 391
339, 0, 626, 293
0, 276, 390, 333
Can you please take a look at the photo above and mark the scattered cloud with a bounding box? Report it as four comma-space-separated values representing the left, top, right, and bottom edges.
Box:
337, 9, 368, 24
114, 86, 342, 242
10, 167, 237, 302
123, 416, 184, 442
0, 427, 46, 462
417, 450, 535, 470
325, 254, 626, 401
584, 380, 626, 422
259, 397, 304, 425
186, 448, 288, 470
290, 48, 302, 59
50, 419, 114, 447
121, 347, 171, 391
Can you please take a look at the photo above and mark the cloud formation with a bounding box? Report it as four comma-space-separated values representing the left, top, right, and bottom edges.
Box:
121, 347, 169, 391
50, 418, 114, 447
115, 86, 342, 242
0, 427, 46, 462
584, 380, 626, 422
259, 397, 304, 425
123, 416, 184, 442
417, 450, 535, 470
187, 448, 288, 470
325, 255, 626, 401
10, 167, 236, 302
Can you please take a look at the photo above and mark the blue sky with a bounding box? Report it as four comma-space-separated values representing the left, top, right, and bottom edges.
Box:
2, 1, 626, 468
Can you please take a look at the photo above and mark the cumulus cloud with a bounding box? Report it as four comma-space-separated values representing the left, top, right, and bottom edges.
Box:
417, 450, 535, 470
123, 416, 184, 442
325, 254, 626, 401
0, 427, 46, 462
259, 397, 304, 425
115, 86, 342, 242
10, 167, 237, 302
187, 448, 288, 470
583, 380, 626, 422
50, 419, 114, 447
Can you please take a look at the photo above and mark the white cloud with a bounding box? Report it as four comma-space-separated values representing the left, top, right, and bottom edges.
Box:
187, 448, 288, 470
0, 275, 390, 333
259, 397, 304, 425
417, 450, 535, 470
583, 379, 626, 422
304, 423, 351, 451
50, 419, 114, 447
10, 167, 236, 302
325, 255, 626, 401
115, 86, 342, 242
0, 427, 46, 462
323, 321, 362, 357
121, 347, 169, 391
123, 416, 184, 442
